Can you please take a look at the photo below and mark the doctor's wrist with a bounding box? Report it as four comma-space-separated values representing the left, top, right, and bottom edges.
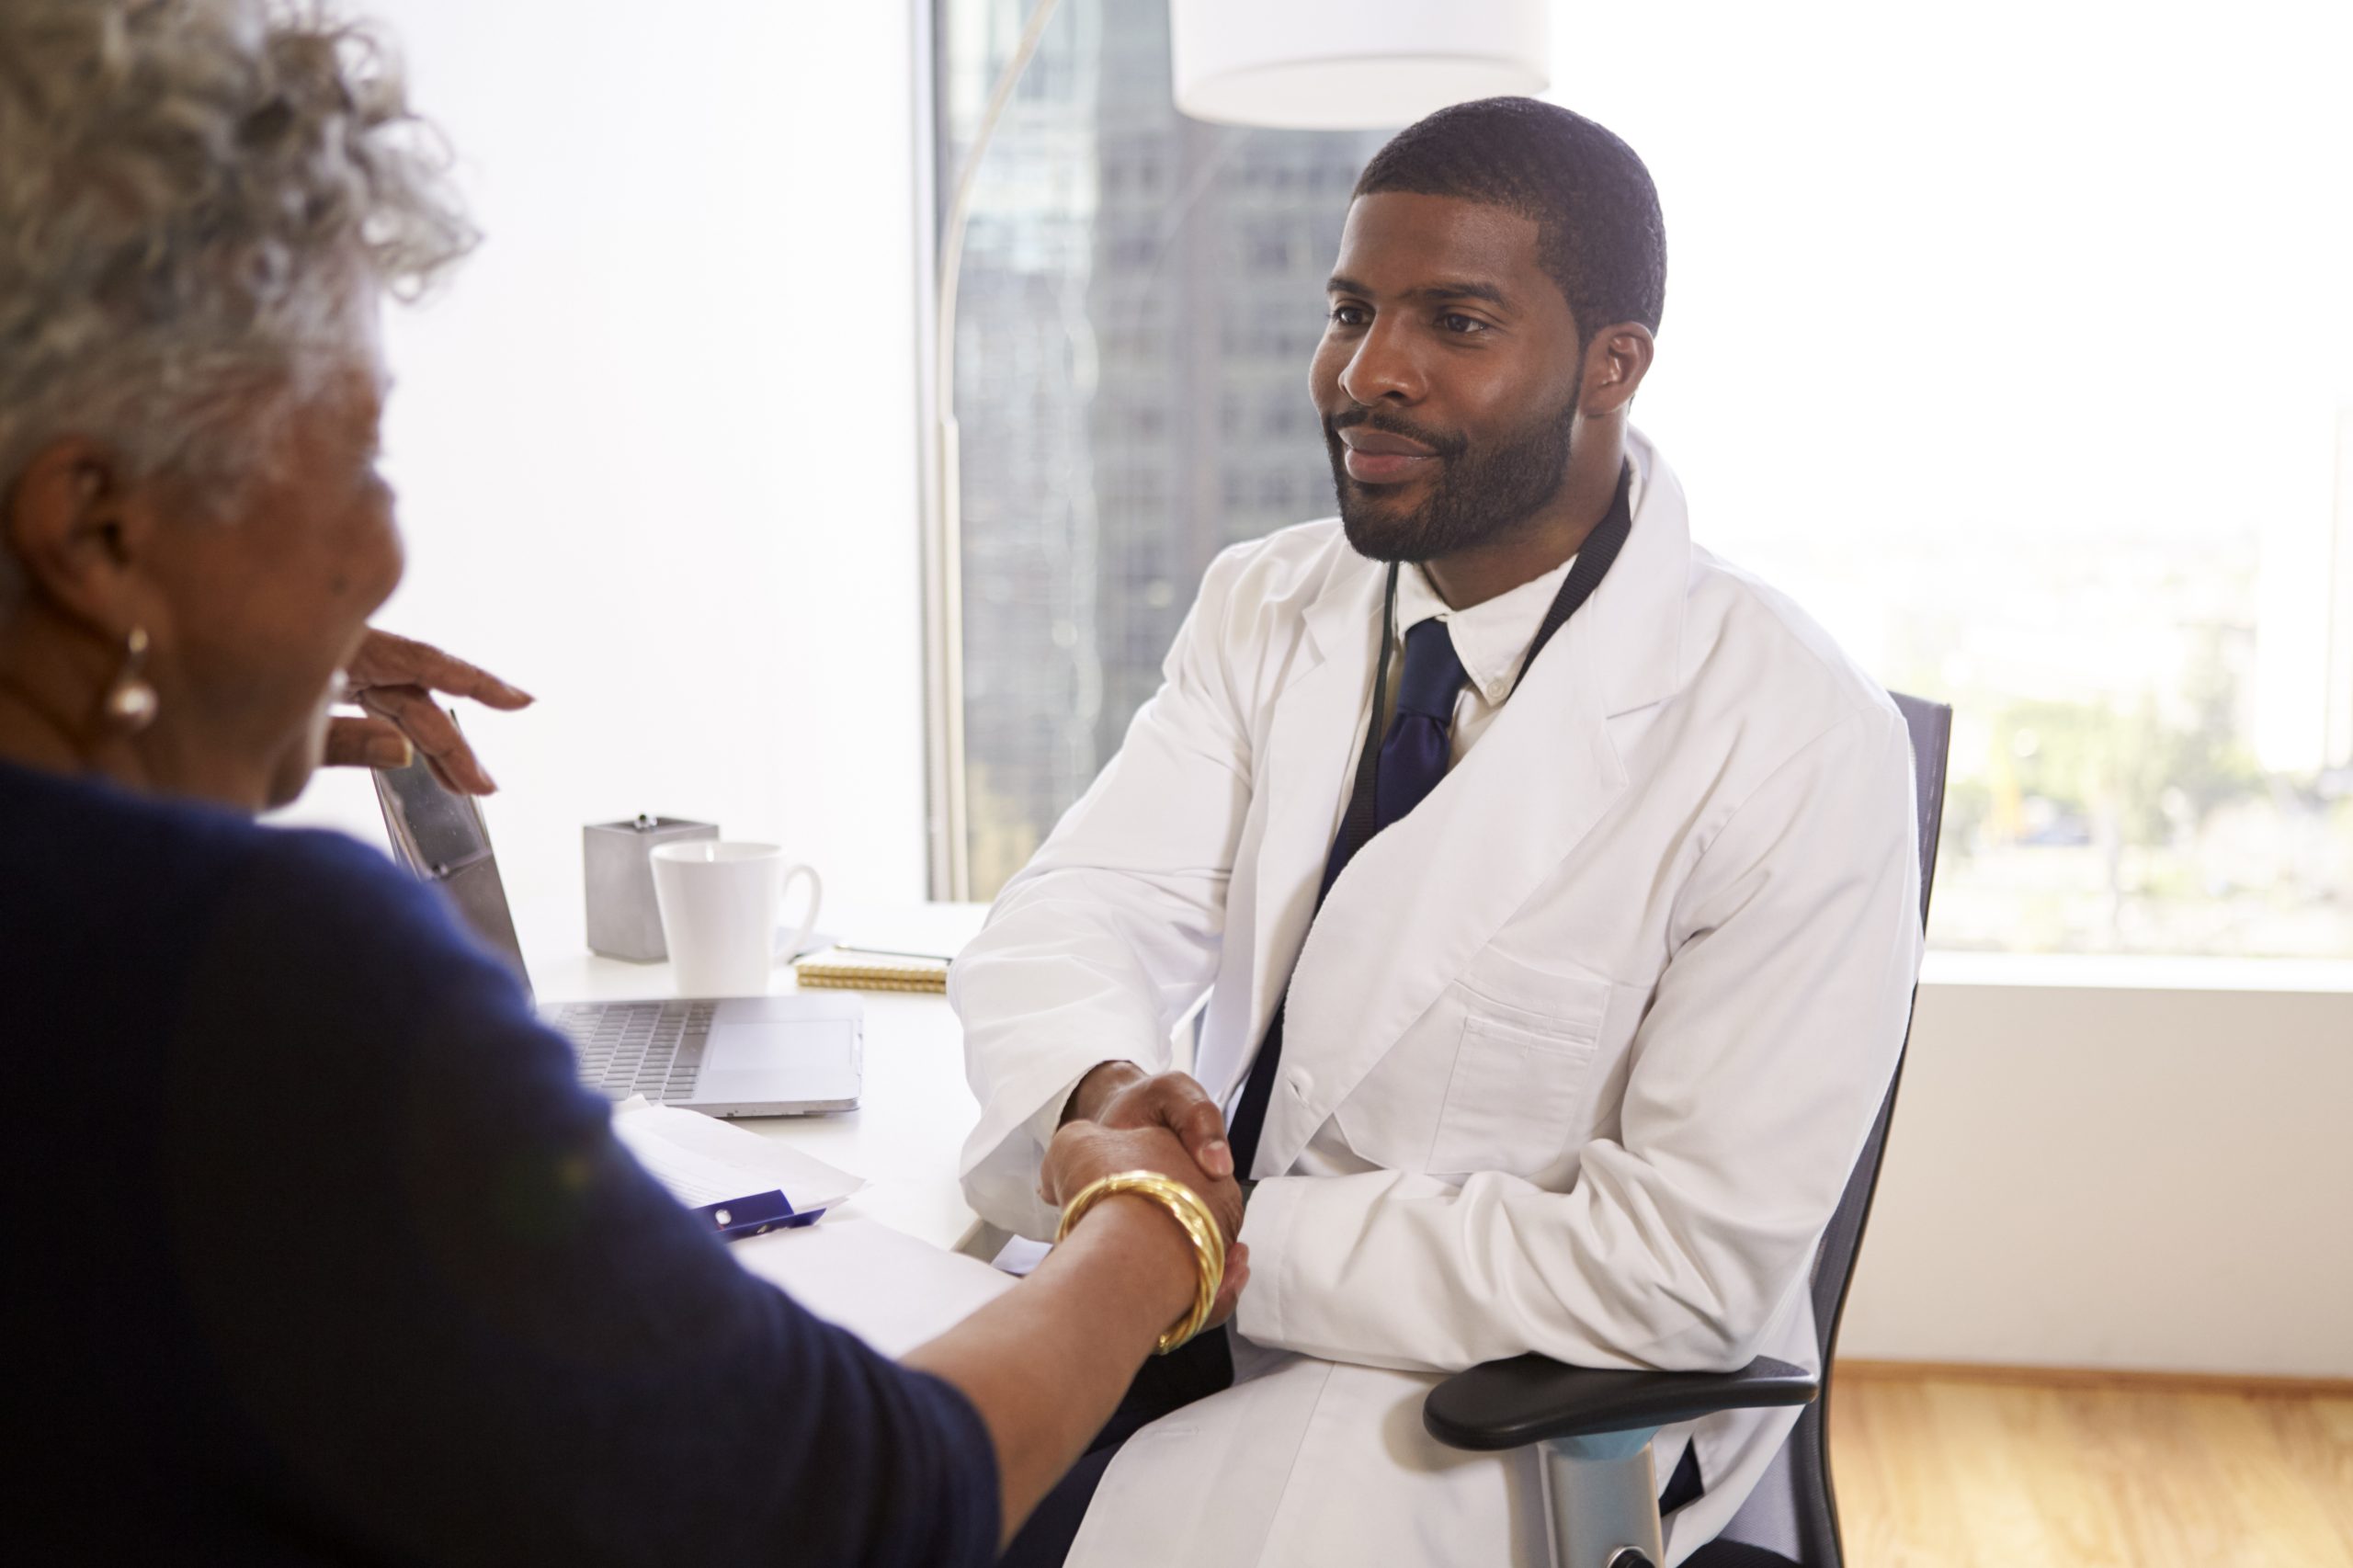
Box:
1062, 1060, 1146, 1127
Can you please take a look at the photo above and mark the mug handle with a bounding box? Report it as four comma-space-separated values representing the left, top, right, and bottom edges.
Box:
773, 863, 824, 963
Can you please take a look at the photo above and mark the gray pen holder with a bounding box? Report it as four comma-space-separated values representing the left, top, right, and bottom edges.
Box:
585, 815, 719, 961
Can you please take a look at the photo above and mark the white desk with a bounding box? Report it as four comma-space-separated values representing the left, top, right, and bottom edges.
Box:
521, 900, 992, 1253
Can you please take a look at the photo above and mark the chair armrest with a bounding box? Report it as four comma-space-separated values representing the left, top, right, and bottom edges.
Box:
1423, 1355, 1818, 1452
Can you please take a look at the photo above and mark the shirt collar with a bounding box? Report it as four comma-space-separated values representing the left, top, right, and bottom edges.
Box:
1384, 460, 1643, 706
1394, 551, 1576, 705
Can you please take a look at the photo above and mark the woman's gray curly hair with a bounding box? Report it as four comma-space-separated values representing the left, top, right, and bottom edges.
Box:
0, 0, 475, 612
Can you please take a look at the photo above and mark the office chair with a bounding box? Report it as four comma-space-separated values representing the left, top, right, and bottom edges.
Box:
1423, 694, 1952, 1568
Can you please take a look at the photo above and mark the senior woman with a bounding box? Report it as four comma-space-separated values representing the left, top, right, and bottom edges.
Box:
0, 4, 1246, 1563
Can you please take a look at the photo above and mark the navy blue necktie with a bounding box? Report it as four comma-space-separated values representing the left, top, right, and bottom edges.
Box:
1233, 616, 1470, 1170
1376, 618, 1472, 834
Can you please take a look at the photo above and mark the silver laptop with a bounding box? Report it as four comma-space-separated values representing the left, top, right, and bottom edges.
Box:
371, 752, 861, 1118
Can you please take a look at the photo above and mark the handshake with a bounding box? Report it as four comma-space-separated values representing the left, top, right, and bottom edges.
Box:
1041, 1062, 1254, 1329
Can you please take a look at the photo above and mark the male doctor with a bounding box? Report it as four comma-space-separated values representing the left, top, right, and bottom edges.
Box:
956, 98, 1923, 1568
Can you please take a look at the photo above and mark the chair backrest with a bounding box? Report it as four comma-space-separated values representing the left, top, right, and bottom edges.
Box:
1715, 693, 1950, 1567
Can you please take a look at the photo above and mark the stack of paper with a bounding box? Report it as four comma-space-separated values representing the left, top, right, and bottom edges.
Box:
612, 1096, 863, 1226
613, 1099, 1014, 1355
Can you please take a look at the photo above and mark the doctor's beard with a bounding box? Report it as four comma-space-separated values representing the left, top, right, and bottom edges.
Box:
1324, 384, 1580, 564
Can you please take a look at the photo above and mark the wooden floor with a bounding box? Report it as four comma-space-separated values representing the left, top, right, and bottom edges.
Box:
1825, 1367, 2353, 1567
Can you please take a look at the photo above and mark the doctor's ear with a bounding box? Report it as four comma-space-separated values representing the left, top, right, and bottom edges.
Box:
1580, 325, 1655, 417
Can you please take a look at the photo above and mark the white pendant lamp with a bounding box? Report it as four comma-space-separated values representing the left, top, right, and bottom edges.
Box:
1169, 0, 1551, 131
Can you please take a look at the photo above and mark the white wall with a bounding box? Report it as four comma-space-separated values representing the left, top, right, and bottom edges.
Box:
1841, 968, 2353, 1379
279, 0, 930, 942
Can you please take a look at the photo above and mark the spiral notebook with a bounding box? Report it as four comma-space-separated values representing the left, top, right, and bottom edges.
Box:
792, 946, 952, 994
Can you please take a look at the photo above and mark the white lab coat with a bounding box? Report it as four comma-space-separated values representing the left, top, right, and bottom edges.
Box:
953, 431, 1923, 1567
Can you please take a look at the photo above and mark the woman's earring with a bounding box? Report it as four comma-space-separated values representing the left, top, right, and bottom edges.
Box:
100, 626, 159, 733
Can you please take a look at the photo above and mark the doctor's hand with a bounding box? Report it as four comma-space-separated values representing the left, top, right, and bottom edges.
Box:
1042, 1119, 1252, 1329
323, 629, 535, 794
1061, 1062, 1236, 1182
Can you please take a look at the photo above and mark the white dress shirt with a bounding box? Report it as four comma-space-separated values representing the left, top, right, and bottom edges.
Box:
1370, 459, 1644, 771
1384, 553, 1574, 766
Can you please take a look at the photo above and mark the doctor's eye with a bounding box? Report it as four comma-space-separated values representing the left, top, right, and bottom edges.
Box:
1327, 303, 1370, 328
1437, 312, 1490, 335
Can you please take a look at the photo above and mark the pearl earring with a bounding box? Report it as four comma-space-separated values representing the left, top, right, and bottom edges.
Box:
101, 626, 159, 733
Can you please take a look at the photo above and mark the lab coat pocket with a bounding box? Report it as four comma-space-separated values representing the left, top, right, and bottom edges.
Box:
1427, 1004, 1603, 1179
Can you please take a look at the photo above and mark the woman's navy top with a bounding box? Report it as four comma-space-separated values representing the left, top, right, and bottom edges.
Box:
0, 760, 997, 1565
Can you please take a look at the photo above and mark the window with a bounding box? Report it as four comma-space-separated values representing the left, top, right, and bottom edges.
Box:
938, 0, 1383, 892
935, 0, 2353, 957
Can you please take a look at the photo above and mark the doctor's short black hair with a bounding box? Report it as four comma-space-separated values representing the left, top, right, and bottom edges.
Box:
1353, 97, 1666, 350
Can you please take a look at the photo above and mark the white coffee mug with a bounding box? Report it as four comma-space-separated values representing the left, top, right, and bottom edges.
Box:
648, 841, 823, 997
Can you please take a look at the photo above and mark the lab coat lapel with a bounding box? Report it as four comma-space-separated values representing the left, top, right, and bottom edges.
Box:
1222, 551, 1385, 1110
1259, 609, 1626, 1172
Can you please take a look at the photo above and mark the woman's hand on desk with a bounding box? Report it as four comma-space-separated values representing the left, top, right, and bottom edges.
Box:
322, 628, 534, 793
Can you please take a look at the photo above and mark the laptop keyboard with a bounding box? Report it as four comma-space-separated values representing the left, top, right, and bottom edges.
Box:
547, 1001, 718, 1103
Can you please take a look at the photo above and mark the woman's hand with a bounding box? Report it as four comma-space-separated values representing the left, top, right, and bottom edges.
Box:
323, 629, 533, 793
911, 1121, 1253, 1545
1042, 1119, 1252, 1329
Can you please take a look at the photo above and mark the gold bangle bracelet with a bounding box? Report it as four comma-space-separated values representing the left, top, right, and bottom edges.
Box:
1054, 1170, 1227, 1355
